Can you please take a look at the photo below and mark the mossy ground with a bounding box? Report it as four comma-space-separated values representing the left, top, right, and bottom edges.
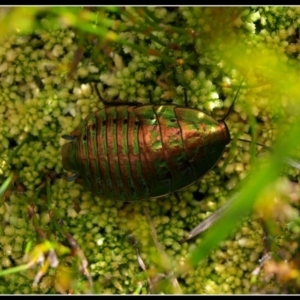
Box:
0, 7, 300, 294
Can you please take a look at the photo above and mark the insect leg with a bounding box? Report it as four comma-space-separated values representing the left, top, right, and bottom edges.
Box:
64, 232, 93, 288
33, 75, 45, 91
184, 88, 188, 108
128, 234, 155, 293
148, 90, 154, 105
143, 206, 182, 294
174, 191, 181, 202
93, 82, 104, 102
94, 82, 142, 106
66, 174, 78, 182
61, 135, 75, 141
249, 219, 273, 292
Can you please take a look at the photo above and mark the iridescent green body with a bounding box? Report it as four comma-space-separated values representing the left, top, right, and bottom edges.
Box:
61, 105, 230, 201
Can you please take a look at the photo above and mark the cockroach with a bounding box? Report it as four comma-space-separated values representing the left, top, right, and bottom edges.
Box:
61, 85, 240, 202
61, 84, 300, 240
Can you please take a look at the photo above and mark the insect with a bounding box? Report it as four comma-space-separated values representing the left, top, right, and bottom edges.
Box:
61, 88, 237, 202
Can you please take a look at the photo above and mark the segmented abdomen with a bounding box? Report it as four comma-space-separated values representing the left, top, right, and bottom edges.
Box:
65, 105, 229, 201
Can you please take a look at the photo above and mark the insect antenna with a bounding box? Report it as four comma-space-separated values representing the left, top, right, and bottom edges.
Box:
237, 138, 300, 170
221, 79, 244, 122
236, 138, 268, 149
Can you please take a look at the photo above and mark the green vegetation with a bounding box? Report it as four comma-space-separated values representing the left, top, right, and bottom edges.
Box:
0, 7, 300, 294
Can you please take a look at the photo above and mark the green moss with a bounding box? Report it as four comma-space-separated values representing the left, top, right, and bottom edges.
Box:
0, 6, 300, 294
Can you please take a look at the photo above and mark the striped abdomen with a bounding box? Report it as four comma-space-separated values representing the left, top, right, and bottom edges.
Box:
61, 105, 230, 201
